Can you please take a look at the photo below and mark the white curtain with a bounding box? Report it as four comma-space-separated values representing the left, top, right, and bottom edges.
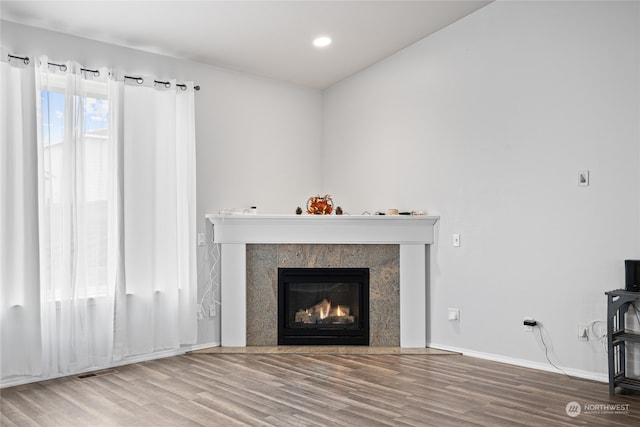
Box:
0, 57, 42, 377
35, 57, 118, 375
116, 80, 197, 358
0, 53, 197, 383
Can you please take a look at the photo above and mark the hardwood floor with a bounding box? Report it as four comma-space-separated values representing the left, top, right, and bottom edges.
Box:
1, 352, 639, 426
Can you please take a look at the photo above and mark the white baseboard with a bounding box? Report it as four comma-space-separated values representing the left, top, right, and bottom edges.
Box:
428, 342, 608, 383
185, 342, 221, 352
0, 342, 222, 389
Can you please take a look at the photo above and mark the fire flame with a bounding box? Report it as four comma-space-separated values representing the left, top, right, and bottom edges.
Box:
295, 299, 353, 324
318, 302, 330, 320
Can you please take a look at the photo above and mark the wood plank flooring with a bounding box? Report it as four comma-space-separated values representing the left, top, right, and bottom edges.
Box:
1, 352, 639, 426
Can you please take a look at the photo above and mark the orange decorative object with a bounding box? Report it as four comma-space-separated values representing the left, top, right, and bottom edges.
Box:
307, 194, 334, 215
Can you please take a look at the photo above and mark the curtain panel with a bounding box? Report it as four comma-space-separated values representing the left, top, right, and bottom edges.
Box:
35, 57, 118, 375
116, 79, 197, 359
0, 58, 42, 377
0, 54, 197, 384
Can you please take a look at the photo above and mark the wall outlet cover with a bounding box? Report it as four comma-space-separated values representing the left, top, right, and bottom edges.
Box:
523, 317, 534, 332
196, 304, 204, 320
578, 324, 589, 341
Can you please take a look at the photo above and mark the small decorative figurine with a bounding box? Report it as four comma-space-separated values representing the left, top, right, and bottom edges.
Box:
335, 206, 343, 215
295, 206, 303, 215
307, 194, 334, 215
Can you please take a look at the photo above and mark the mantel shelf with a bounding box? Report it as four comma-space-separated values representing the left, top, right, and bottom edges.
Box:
205, 214, 439, 245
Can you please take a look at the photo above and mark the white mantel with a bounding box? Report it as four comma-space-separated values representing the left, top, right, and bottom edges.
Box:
205, 214, 439, 347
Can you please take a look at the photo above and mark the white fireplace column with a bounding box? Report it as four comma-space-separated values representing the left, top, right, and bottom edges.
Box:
205, 214, 439, 348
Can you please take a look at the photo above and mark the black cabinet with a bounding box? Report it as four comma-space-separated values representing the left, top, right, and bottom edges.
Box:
606, 289, 640, 394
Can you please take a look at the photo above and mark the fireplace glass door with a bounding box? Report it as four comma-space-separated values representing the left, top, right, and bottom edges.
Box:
278, 268, 369, 345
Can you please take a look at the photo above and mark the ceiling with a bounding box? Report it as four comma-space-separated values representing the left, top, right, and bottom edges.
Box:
0, 1, 492, 89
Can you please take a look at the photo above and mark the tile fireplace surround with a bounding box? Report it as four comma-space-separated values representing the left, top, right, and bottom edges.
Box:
205, 214, 439, 348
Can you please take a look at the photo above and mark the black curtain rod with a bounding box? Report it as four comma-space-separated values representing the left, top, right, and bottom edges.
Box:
49, 62, 100, 77
125, 75, 200, 91
8, 53, 30, 65
47, 61, 68, 72
7, 53, 200, 90
178, 83, 201, 91
82, 67, 100, 77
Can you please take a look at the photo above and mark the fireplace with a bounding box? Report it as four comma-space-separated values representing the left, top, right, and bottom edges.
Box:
278, 268, 370, 345
206, 213, 438, 347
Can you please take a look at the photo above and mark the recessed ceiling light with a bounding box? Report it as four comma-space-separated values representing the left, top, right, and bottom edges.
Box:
313, 36, 332, 48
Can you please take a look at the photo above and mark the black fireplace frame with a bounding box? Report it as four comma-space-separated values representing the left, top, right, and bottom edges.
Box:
278, 267, 370, 345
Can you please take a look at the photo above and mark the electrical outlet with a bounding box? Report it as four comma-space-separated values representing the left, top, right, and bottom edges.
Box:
209, 304, 216, 318
523, 317, 535, 332
197, 232, 206, 247
578, 324, 589, 341
196, 304, 204, 320
453, 234, 460, 247
448, 308, 460, 321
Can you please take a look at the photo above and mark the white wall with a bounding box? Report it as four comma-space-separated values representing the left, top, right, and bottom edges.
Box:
323, 0, 640, 378
1, 20, 324, 348
3, 0, 640, 381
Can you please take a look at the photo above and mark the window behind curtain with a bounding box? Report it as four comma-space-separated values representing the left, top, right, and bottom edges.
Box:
40, 75, 110, 299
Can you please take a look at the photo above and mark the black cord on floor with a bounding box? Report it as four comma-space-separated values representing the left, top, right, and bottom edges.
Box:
534, 324, 576, 380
